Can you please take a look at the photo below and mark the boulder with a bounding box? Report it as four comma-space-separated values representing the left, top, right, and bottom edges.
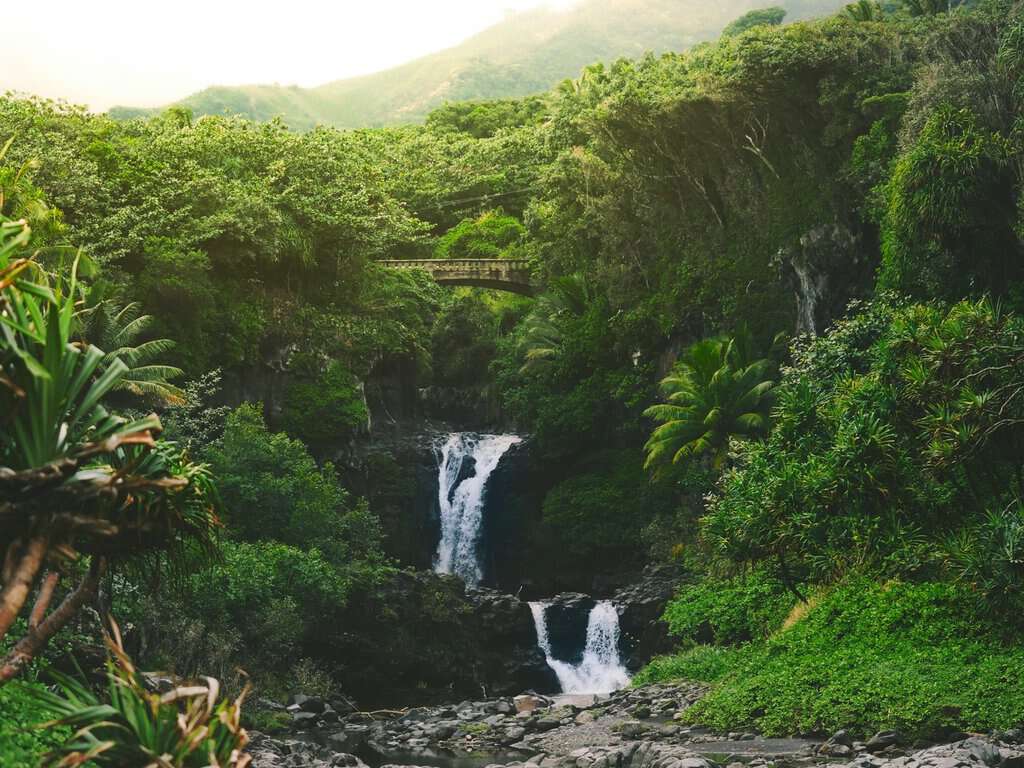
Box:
515, 694, 552, 713
291, 711, 319, 727
329, 725, 369, 752
867, 730, 904, 753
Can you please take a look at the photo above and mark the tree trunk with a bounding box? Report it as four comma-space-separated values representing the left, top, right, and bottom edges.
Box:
0, 536, 48, 640
0, 558, 106, 686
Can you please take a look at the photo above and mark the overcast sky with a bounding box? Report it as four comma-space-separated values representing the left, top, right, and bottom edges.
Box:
2, 1, 576, 112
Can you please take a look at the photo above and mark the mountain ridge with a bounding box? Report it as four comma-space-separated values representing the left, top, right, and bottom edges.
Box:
109, 0, 846, 130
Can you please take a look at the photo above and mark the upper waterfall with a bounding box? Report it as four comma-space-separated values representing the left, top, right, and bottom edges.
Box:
530, 600, 631, 694
434, 432, 522, 586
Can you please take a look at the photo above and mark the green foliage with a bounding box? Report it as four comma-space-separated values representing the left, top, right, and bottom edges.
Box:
160, 368, 232, 450
845, 0, 886, 20
22, 627, 249, 767
722, 7, 788, 36
633, 645, 739, 685
430, 292, 501, 387
879, 106, 1018, 298
203, 405, 380, 564
120, 404, 389, 695
281, 360, 368, 444
537, 450, 677, 570
426, 97, 549, 139
0, 680, 68, 768
946, 499, 1024, 617
639, 580, 1024, 739
79, 297, 184, 403
434, 210, 526, 260
0, 99, 435, 374
663, 571, 795, 645
644, 330, 779, 474
703, 299, 1024, 615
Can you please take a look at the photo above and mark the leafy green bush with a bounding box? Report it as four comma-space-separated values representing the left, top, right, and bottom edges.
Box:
281, 360, 368, 444
663, 571, 794, 645
537, 450, 676, 572
434, 210, 525, 260
633, 645, 739, 686
703, 299, 1024, 615
639, 580, 1024, 739
0, 680, 68, 768
430, 293, 500, 387
879, 106, 1017, 299
205, 404, 378, 560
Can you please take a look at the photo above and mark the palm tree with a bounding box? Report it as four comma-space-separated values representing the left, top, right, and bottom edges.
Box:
644, 329, 779, 474
517, 274, 591, 374
80, 298, 185, 403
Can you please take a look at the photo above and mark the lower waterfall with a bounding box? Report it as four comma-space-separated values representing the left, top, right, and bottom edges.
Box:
433, 432, 522, 586
530, 601, 631, 694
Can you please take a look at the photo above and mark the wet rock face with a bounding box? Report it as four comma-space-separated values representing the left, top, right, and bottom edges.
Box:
479, 439, 542, 592
336, 569, 559, 705
542, 594, 597, 665
467, 587, 560, 694
777, 221, 873, 336
613, 565, 685, 670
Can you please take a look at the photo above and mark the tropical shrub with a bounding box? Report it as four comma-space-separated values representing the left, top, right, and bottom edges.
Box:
22, 623, 250, 767
644, 330, 778, 474
662, 571, 795, 645
281, 360, 368, 444
537, 450, 677, 571
703, 299, 1024, 613
434, 210, 525, 260
721, 6, 786, 36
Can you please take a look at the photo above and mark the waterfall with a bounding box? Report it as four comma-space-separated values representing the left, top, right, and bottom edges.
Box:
433, 432, 521, 586
529, 601, 631, 694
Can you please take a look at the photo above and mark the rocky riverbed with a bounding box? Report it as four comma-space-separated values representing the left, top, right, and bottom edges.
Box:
249, 682, 1024, 768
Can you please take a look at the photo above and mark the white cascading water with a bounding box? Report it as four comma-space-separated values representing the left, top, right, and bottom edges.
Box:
433, 432, 522, 586
529, 601, 631, 694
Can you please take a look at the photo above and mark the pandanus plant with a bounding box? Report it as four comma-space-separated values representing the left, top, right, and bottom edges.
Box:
20, 620, 251, 768
0, 215, 219, 684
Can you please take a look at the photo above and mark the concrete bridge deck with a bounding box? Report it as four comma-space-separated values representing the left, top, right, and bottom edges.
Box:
379, 258, 536, 295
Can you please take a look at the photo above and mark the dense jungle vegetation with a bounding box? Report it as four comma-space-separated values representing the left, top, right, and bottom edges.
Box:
3, 0, 1024, 761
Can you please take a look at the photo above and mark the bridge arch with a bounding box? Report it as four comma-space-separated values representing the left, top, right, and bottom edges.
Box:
378, 258, 537, 296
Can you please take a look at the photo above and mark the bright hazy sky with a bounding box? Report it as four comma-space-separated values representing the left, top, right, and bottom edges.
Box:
3, 1, 577, 112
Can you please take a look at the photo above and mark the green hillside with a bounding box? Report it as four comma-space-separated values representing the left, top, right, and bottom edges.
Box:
109, 0, 844, 129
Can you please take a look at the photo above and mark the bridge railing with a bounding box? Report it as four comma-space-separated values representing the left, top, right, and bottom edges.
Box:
378, 258, 531, 271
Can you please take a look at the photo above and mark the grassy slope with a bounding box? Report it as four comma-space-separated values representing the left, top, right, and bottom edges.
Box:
636, 580, 1024, 739
109, 0, 845, 130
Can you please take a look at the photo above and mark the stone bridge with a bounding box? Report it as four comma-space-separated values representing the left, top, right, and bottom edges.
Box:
379, 259, 536, 296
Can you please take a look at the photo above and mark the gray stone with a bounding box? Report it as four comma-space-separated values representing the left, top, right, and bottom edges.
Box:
536, 718, 562, 732
868, 731, 905, 753
291, 711, 318, 726
504, 727, 528, 743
